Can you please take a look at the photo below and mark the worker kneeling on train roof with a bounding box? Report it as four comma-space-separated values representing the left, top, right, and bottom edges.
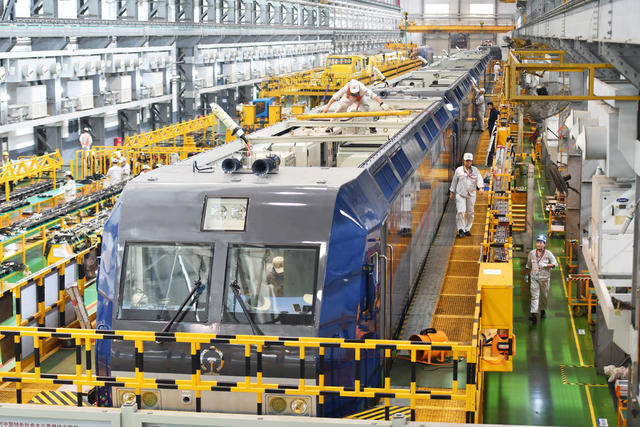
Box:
526, 235, 557, 324
322, 79, 390, 115
449, 153, 484, 239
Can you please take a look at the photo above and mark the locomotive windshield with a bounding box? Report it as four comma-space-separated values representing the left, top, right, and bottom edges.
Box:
118, 242, 213, 322
223, 244, 318, 325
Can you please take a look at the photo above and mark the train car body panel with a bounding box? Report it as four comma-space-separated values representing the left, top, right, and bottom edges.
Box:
96, 49, 490, 417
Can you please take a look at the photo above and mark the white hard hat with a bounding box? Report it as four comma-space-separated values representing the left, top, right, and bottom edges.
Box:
142, 164, 151, 170
83, 128, 89, 132
272, 256, 284, 273
479, 88, 485, 93
64, 171, 73, 177
463, 153, 473, 161
348, 79, 361, 94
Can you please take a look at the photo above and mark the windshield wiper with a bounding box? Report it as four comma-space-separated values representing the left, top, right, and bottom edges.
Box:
230, 281, 264, 336
161, 279, 206, 334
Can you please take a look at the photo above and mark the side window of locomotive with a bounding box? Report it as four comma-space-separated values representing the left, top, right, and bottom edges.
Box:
118, 243, 214, 322
222, 245, 319, 325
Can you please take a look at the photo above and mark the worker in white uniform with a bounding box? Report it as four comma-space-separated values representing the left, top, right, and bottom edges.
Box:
121, 158, 131, 180
62, 171, 76, 203
525, 235, 557, 323
493, 63, 501, 80
79, 128, 93, 176
322, 79, 389, 134
105, 159, 123, 187
473, 86, 486, 132
449, 153, 484, 238
1, 151, 9, 168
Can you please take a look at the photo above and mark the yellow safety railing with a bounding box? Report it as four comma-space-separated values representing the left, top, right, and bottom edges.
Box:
504, 50, 640, 102
74, 115, 218, 179
477, 126, 515, 375
568, 273, 596, 323
0, 181, 102, 229
0, 193, 117, 266
0, 327, 484, 421
0, 151, 64, 201
3, 243, 97, 325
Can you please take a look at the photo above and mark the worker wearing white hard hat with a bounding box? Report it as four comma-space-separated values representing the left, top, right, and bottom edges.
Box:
449, 153, 484, 238
321, 79, 389, 134
267, 256, 285, 297
525, 235, 557, 323
105, 158, 123, 188
473, 84, 486, 132
120, 157, 131, 180
62, 171, 76, 203
79, 128, 93, 176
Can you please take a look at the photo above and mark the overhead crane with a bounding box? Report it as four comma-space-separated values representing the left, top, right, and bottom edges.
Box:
257, 51, 423, 109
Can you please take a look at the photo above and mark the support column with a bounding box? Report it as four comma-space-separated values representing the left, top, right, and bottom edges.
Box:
77, 0, 101, 18
148, 0, 167, 20
176, 39, 198, 121
118, 109, 140, 139
630, 175, 640, 427
150, 103, 171, 129
175, 0, 194, 22
31, 0, 57, 17
117, 0, 138, 20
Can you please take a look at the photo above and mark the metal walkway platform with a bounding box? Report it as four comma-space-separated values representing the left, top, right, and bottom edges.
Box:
392, 128, 492, 423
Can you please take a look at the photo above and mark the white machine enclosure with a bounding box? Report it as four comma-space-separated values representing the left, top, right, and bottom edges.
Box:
590, 175, 635, 276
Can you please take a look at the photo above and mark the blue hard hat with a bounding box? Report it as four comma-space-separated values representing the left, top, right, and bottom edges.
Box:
536, 234, 547, 244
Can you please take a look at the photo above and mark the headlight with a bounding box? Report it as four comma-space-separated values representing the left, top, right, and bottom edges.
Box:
141, 391, 159, 408
229, 205, 246, 220
210, 205, 227, 220
121, 391, 136, 405
270, 397, 287, 413
290, 398, 308, 415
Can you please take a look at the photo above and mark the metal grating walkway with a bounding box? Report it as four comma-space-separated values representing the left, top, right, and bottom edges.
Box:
409, 129, 491, 423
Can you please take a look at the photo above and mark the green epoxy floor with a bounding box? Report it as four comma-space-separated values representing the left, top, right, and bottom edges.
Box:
483, 159, 617, 426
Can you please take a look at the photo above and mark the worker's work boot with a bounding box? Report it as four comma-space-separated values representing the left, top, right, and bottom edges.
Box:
458, 229, 465, 238
540, 310, 546, 319
529, 313, 537, 323
464, 231, 472, 237
325, 127, 333, 133
369, 127, 377, 134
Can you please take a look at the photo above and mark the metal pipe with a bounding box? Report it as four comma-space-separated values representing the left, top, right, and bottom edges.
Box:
210, 103, 251, 152
297, 110, 411, 119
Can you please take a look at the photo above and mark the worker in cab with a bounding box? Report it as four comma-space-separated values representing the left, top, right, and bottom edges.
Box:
105, 159, 123, 187
526, 235, 557, 323
62, 171, 76, 203
267, 256, 285, 297
449, 153, 484, 238
322, 79, 390, 134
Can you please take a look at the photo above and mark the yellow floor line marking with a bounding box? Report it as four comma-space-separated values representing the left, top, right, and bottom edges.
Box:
585, 385, 597, 427
558, 256, 569, 299
559, 260, 584, 366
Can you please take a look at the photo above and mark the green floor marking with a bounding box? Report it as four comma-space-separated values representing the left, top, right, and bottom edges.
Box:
482, 157, 617, 427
